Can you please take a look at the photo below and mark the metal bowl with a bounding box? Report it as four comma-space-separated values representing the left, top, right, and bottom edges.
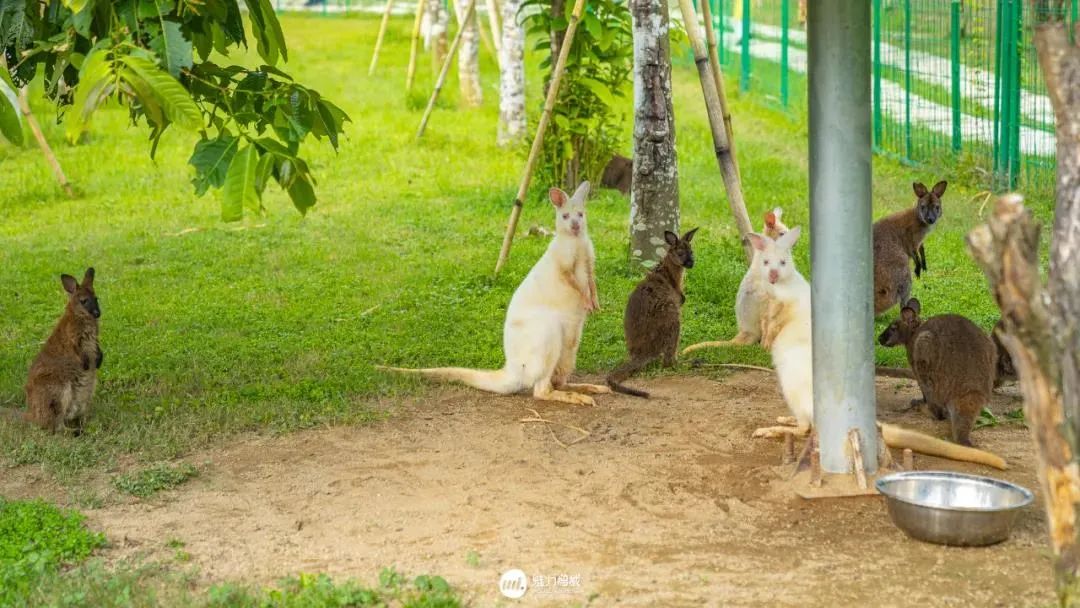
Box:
875, 471, 1034, 546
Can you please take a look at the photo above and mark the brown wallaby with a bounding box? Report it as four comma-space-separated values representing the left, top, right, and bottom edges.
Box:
600, 154, 632, 196
992, 319, 1017, 388
607, 228, 698, 397
2, 269, 102, 434
878, 298, 996, 447
872, 180, 946, 316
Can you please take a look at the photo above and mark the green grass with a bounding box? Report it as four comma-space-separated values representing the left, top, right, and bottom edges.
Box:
0, 14, 1054, 484
112, 462, 199, 498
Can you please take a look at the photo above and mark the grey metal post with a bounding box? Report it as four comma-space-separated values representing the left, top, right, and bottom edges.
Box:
807, 0, 877, 474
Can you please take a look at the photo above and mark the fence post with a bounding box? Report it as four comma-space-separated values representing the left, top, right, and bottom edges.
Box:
872, 0, 881, 150
1008, 0, 1022, 188
950, 0, 962, 153
781, 0, 789, 106
903, 0, 912, 162
715, 0, 724, 65
740, 0, 751, 93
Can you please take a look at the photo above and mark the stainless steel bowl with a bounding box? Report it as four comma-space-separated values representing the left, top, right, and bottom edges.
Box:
876, 471, 1034, 546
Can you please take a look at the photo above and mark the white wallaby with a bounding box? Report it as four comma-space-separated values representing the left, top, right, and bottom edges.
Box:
682, 208, 789, 354
378, 182, 610, 406
745, 228, 1008, 470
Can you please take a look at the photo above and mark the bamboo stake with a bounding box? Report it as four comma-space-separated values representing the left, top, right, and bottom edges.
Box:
699, 0, 739, 178
17, 89, 75, 198
485, 0, 502, 53
676, 0, 753, 263
416, 0, 478, 139
406, 0, 426, 91
369, 0, 396, 76
493, 0, 588, 274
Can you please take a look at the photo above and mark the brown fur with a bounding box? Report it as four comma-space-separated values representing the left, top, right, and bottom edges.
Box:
878, 298, 996, 447
8, 269, 102, 434
607, 228, 697, 397
600, 154, 632, 196
872, 180, 946, 316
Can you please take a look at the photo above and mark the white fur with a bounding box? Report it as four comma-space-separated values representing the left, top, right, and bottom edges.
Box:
381, 182, 606, 405
733, 208, 790, 343
747, 227, 813, 436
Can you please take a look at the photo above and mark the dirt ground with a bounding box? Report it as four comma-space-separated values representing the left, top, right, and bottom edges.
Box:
2, 371, 1053, 607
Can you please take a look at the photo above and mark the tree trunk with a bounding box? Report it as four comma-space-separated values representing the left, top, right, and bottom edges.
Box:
628, 0, 678, 269
966, 17, 1080, 606
497, 0, 527, 145
548, 0, 566, 92
426, 0, 449, 72
456, 0, 483, 106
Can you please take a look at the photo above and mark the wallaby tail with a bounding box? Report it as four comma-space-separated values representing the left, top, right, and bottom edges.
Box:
375, 365, 521, 395
681, 332, 757, 356
879, 422, 1007, 470
606, 355, 657, 398
875, 366, 915, 379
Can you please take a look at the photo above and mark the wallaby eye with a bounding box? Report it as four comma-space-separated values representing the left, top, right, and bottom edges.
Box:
763, 260, 770, 266
562, 213, 569, 220
780, 260, 787, 266
577, 211, 583, 217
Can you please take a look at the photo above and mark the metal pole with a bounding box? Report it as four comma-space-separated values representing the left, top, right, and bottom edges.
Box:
903, 0, 912, 161
808, 0, 877, 474
872, 0, 881, 149
950, 0, 962, 153
740, 0, 751, 92
780, 0, 789, 107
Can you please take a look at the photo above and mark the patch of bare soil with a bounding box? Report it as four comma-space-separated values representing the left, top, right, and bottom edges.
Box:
4, 372, 1053, 606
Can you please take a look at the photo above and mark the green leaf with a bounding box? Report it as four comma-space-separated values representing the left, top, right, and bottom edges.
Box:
119, 54, 201, 130
580, 77, 616, 109
0, 68, 23, 146
65, 48, 116, 144
188, 135, 238, 195
222, 143, 261, 221
150, 20, 194, 78
244, 0, 288, 65
62, 0, 92, 13
285, 170, 315, 214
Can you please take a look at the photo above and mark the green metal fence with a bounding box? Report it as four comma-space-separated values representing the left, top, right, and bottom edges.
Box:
706, 0, 1071, 194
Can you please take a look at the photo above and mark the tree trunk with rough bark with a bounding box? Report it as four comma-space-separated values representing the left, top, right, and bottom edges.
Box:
425, 0, 449, 72
456, 0, 483, 106
498, 0, 527, 145
966, 15, 1080, 606
628, 0, 678, 269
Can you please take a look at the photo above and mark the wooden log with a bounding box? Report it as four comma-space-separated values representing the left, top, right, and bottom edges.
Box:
674, 0, 753, 263
369, 0, 396, 76
17, 89, 75, 198
848, 428, 868, 490
492, 0, 588, 274
415, 0, 478, 139
406, 0, 426, 92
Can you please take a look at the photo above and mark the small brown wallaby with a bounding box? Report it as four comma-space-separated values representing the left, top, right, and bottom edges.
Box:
607, 228, 698, 397
878, 298, 996, 447
2, 269, 102, 434
600, 154, 632, 196
992, 319, 1017, 388
872, 180, 946, 316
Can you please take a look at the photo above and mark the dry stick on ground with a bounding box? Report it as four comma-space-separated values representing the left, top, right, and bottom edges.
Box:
492, 0, 588, 274
520, 408, 590, 448
968, 195, 1080, 602
406, 0, 426, 91
17, 89, 75, 198
369, 0, 396, 76
415, 0, 478, 139
674, 0, 753, 263
698, 0, 739, 178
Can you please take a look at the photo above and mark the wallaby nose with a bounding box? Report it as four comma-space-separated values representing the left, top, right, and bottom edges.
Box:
570, 220, 581, 233
768, 269, 779, 284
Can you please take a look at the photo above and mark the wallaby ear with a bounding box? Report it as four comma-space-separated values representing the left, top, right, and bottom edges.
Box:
931, 180, 947, 197
775, 225, 801, 250
746, 233, 768, 252
905, 297, 921, 316
61, 274, 78, 294
664, 230, 679, 247
682, 227, 699, 243
549, 188, 569, 208
901, 306, 917, 324
82, 267, 95, 287
913, 182, 929, 198
572, 180, 591, 204
773, 207, 783, 221
764, 211, 777, 229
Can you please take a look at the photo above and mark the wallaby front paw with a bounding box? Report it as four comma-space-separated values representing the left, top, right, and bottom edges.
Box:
775, 416, 798, 426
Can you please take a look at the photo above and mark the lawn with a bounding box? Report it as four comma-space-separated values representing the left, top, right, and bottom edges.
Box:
0, 12, 1053, 485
